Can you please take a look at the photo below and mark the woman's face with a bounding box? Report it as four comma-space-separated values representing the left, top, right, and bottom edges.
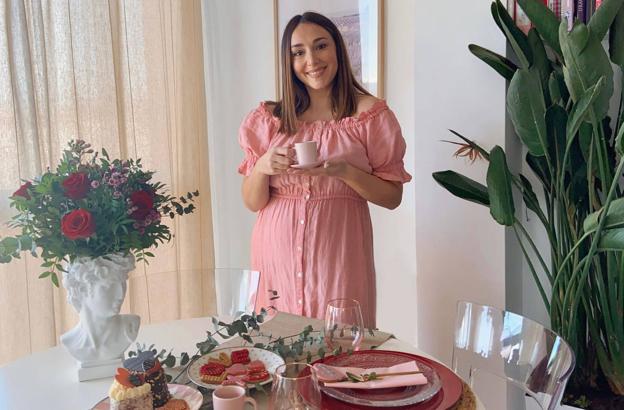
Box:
290, 23, 338, 93
83, 280, 126, 318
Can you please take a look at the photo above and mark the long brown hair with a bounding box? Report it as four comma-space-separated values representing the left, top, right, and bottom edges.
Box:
273, 12, 371, 134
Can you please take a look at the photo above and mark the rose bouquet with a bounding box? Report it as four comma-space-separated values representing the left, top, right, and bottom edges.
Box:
0, 140, 198, 286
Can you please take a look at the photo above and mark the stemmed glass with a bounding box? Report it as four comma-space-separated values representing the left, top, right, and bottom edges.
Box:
324, 298, 364, 353
269, 363, 322, 410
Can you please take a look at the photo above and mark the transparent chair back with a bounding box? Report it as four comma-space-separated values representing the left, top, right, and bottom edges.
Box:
452, 301, 575, 410
214, 268, 260, 319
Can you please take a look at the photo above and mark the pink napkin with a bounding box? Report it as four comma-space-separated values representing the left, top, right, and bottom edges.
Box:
314, 361, 428, 389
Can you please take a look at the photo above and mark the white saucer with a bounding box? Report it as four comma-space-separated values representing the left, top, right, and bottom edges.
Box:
290, 160, 323, 169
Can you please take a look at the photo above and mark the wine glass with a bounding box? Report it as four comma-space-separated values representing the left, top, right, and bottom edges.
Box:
269, 363, 322, 410
324, 298, 364, 353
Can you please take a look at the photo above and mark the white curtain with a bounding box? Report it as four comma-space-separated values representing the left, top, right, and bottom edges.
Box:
0, 0, 215, 365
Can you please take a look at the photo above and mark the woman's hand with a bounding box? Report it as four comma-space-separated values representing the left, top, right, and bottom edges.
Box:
293, 159, 403, 209
292, 159, 350, 178
254, 147, 295, 175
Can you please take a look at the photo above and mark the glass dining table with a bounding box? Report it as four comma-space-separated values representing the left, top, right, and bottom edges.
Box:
0, 312, 482, 409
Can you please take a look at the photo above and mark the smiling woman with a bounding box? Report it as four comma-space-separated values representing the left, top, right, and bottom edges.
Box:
239, 12, 411, 328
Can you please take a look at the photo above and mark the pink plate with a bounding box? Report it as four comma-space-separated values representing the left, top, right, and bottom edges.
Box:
91, 383, 203, 409
311, 350, 463, 409
290, 160, 324, 169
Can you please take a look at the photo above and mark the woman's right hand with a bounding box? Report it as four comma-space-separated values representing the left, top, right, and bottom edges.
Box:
254, 147, 295, 176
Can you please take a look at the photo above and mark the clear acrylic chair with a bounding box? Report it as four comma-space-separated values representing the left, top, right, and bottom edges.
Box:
214, 268, 260, 318
452, 301, 575, 410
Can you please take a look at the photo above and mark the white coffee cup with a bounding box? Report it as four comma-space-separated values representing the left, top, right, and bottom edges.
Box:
212, 385, 257, 410
294, 141, 318, 165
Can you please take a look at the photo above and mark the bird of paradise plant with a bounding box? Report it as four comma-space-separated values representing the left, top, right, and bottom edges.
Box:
433, 0, 624, 399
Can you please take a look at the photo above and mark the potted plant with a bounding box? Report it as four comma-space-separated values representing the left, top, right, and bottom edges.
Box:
433, 0, 624, 407
0, 140, 199, 374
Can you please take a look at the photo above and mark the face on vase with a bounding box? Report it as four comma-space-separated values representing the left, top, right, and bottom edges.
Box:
83, 280, 126, 318
290, 23, 338, 93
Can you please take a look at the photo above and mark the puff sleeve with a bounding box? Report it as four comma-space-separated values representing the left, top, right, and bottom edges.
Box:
237, 104, 279, 176
364, 107, 412, 183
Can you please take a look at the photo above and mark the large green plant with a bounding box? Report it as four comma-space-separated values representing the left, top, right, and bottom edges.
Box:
433, 0, 624, 396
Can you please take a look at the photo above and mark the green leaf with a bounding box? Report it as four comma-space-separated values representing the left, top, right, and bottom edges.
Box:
1, 237, 19, 254
432, 171, 490, 207
38, 271, 52, 279
583, 198, 624, 233
51, 272, 59, 287
610, 5, 624, 66
507, 68, 548, 156
586, 228, 624, 251
588, 0, 624, 42
566, 76, 606, 143
528, 28, 551, 91
180, 352, 189, 366
559, 22, 614, 120
517, 0, 562, 56
615, 116, 624, 155
468, 44, 517, 80
545, 105, 567, 164
486, 146, 515, 226
492, 0, 533, 69
518, 175, 541, 218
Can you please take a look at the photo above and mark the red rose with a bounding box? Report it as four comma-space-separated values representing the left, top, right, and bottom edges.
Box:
12, 182, 32, 199
61, 209, 95, 240
62, 172, 90, 200
130, 190, 154, 220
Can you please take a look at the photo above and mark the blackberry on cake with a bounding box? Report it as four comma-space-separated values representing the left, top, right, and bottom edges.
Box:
123, 351, 171, 407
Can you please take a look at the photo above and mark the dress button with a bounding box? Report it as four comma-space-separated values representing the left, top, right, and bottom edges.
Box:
297, 272, 302, 278
297, 246, 302, 251
299, 219, 304, 224
304, 194, 310, 200
298, 299, 302, 304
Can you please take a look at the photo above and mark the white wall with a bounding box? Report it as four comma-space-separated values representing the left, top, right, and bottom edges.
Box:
201, 0, 275, 269
413, 0, 507, 364
374, 0, 417, 344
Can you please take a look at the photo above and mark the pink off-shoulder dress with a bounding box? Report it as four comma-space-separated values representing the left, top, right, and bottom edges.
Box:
238, 100, 411, 327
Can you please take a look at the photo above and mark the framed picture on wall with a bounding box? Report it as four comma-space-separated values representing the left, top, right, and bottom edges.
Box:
274, 0, 384, 98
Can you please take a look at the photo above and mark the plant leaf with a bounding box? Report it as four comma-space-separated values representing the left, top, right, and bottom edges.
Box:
592, 228, 624, 251
588, 0, 624, 42
486, 146, 515, 226
528, 28, 552, 93
491, 0, 533, 69
517, 0, 563, 56
507, 68, 549, 157
566, 76, 606, 144
583, 198, 624, 233
519, 175, 541, 218
559, 22, 614, 120
468, 44, 517, 80
615, 115, 624, 155
610, 4, 624, 66
545, 105, 568, 165
432, 171, 490, 207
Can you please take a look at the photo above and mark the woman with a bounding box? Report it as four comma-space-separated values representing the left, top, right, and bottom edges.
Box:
238, 12, 411, 327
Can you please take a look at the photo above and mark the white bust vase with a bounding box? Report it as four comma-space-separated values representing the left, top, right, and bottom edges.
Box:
60, 253, 139, 381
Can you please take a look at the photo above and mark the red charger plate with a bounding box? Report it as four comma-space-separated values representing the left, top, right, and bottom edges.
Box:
311, 350, 463, 410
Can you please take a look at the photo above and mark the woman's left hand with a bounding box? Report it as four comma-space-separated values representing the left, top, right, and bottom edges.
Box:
291, 159, 351, 179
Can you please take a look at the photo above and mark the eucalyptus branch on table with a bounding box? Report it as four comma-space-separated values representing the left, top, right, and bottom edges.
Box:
128, 308, 376, 385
